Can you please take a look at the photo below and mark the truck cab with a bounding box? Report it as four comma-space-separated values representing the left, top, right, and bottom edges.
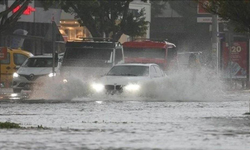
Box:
61, 41, 124, 82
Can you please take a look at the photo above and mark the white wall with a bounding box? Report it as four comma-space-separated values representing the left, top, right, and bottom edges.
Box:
2, 0, 61, 25
61, 10, 75, 20
8, 0, 35, 22
129, 1, 151, 38
156, 2, 181, 18
34, 8, 61, 24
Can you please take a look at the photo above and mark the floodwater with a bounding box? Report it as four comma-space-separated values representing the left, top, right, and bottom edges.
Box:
0, 98, 250, 150
0, 69, 250, 150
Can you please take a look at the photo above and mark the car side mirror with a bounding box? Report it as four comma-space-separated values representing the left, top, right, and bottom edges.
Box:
105, 51, 113, 64
15, 65, 20, 69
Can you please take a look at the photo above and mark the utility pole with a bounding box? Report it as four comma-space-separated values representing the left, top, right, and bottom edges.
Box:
52, 14, 55, 79
211, 14, 219, 74
224, 23, 233, 88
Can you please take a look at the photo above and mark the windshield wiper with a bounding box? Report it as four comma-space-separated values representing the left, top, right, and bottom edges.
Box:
107, 74, 120, 76
120, 73, 137, 76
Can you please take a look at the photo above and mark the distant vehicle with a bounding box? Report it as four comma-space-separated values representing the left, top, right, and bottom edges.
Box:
90, 63, 166, 95
12, 55, 61, 93
177, 51, 203, 69
122, 40, 177, 71
61, 41, 124, 83
0, 48, 33, 88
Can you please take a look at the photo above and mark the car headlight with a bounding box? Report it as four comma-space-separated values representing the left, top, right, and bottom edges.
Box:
63, 79, 68, 83
124, 84, 140, 92
91, 83, 104, 93
48, 73, 56, 78
13, 72, 19, 78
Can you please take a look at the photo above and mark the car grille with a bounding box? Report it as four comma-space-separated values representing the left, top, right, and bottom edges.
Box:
19, 74, 46, 81
17, 82, 44, 90
105, 85, 123, 92
18, 83, 27, 87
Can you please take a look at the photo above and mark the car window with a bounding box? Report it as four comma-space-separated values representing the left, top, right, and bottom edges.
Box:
63, 48, 114, 67
115, 48, 123, 64
107, 66, 149, 76
22, 58, 57, 67
14, 53, 28, 66
1, 52, 10, 64
65, 48, 112, 60
150, 66, 156, 75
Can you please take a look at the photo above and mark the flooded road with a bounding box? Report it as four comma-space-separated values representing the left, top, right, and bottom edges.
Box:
0, 94, 250, 150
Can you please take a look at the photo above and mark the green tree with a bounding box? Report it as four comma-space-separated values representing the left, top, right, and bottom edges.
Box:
42, 0, 164, 41
196, 0, 250, 33
0, 0, 31, 34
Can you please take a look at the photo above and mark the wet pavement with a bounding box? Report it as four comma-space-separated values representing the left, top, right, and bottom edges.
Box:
0, 93, 250, 150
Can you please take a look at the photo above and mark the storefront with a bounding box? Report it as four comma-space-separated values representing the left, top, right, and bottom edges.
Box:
59, 20, 91, 41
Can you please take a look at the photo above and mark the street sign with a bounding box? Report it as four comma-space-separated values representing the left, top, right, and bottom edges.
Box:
197, 17, 227, 23
197, 0, 210, 14
222, 42, 247, 79
0, 47, 7, 60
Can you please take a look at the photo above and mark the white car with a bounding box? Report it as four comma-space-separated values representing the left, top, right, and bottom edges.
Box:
12, 55, 61, 93
90, 63, 166, 96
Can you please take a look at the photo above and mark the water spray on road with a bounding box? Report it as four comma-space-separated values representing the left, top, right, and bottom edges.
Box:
26, 67, 250, 102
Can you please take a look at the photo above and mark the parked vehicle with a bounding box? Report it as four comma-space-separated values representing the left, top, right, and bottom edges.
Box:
90, 63, 166, 96
12, 55, 61, 93
61, 41, 124, 83
0, 48, 33, 88
122, 40, 177, 71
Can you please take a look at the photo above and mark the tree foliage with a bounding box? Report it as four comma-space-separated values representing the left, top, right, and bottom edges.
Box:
196, 0, 250, 33
0, 0, 31, 34
41, 0, 154, 41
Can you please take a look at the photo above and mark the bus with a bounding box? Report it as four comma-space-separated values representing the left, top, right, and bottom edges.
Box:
122, 40, 177, 71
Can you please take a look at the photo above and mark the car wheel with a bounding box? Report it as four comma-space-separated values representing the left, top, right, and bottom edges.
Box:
13, 89, 21, 93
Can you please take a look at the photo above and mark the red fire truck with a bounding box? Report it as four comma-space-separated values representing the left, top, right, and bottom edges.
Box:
122, 40, 177, 71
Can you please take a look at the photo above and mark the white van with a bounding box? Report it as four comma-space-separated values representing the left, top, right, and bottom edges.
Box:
12, 55, 61, 93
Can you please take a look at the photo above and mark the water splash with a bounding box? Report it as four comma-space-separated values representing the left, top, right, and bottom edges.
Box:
153, 68, 226, 101
29, 67, 233, 101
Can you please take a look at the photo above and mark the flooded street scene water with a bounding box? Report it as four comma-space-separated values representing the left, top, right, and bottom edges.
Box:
0, 96, 250, 150
1, 0, 250, 150
1, 66, 250, 150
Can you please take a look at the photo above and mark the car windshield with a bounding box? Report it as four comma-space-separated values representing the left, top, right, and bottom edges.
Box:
65, 48, 112, 60
107, 66, 149, 76
22, 58, 58, 67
